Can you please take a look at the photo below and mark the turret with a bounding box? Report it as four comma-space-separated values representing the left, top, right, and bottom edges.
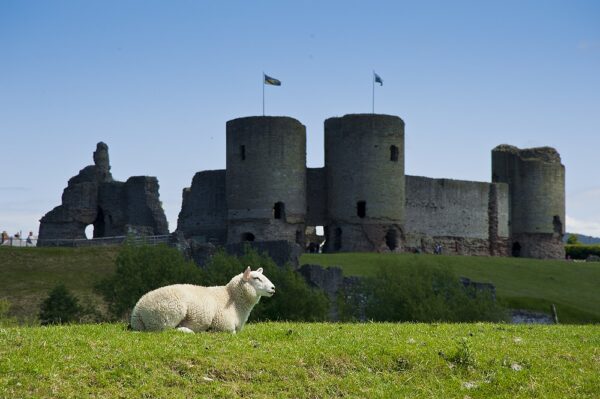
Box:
492, 145, 565, 259
324, 114, 405, 252
226, 116, 307, 244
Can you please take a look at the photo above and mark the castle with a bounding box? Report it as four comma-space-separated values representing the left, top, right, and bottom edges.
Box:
38, 113, 566, 259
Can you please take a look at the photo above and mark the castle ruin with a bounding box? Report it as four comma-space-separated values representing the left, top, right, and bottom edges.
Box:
38, 114, 565, 259
177, 114, 565, 259
38, 142, 169, 243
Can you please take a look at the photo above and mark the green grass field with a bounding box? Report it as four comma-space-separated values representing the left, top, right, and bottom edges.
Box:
301, 253, 600, 324
1, 322, 598, 398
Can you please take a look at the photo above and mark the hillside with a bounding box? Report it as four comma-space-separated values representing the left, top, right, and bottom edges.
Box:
0, 246, 119, 321
2, 246, 599, 324
563, 233, 600, 245
0, 323, 598, 398
300, 253, 600, 324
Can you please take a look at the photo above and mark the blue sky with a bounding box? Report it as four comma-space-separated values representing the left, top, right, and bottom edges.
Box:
1, 0, 599, 237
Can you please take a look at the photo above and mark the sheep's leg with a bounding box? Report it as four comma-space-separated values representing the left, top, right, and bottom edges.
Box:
176, 326, 195, 334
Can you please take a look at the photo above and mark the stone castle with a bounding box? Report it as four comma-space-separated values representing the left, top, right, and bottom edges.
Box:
38, 114, 566, 259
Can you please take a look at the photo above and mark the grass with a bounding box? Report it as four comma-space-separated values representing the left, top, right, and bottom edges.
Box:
301, 253, 600, 324
0, 246, 119, 322
0, 322, 598, 398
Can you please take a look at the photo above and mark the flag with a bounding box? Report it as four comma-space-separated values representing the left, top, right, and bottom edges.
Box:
264, 74, 281, 86
374, 72, 383, 86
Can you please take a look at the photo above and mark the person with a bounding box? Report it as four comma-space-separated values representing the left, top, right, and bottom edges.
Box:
26, 231, 34, 246
1, 231, 7, 245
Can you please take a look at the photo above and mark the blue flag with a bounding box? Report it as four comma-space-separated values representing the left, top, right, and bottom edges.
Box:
264, 74, 281, 86
374, 72, 383, 86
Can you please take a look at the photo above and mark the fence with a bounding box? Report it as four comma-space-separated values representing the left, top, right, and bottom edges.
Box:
17, 234, 174, 248
1, 237, 38, 247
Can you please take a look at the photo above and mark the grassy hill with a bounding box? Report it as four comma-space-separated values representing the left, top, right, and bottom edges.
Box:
0, 246, 119, 322
301, 253, 600, 324
2, 246, 599, 324
1, 323, 598, 398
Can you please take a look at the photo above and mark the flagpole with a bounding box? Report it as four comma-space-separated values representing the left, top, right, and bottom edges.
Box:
372, 71, 375, 114
262, 72, 265, 116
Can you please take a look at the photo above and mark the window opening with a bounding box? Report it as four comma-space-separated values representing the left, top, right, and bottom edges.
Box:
273, 202, 285, 220
357, 201, 366, 218
240, 145, 246, 160
390, 145, 399, 162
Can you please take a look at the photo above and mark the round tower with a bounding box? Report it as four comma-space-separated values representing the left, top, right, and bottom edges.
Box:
324, 114, 405, 252
492, 145, 565, 259
226, 116, 307, 244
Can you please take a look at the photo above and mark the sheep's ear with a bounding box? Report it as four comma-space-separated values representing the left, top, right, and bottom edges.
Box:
256, 267, 263, 274
243, 266, 251, 281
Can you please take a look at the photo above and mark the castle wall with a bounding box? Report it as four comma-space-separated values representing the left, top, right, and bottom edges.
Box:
324, 114, 405, 252
404, 175, 510, 255
306, 167, 327, 226
176, 170, 227, 244
492, 145, 565, 259
226, 116, 307, 244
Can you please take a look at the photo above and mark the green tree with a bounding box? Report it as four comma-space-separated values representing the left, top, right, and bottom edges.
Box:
96, 243, 203, 319
566, 234, 580, 245
39, 284, 83, 325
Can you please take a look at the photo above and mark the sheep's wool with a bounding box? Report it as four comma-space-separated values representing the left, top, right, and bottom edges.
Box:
130, 268, 275, 333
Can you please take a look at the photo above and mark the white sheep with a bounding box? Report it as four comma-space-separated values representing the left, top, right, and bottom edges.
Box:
130, 266, 275, 333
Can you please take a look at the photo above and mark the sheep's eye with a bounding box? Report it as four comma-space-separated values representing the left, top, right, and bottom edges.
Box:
253, 276, 261, 281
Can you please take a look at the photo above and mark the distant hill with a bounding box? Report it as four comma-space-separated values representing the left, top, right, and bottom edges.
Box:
563, 233, 600, 245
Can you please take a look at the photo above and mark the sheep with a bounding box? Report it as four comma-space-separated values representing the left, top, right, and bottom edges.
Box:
130, 266, 275, 334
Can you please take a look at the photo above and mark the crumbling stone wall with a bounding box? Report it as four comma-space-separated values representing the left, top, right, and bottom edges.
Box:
177, 170, 227, 244
404, 175, 510, 255
38, 142, 168, 244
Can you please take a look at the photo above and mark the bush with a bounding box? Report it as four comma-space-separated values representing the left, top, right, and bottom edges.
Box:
353, 261, 506, 322
201, 247, 329, 322
565, 244, 600, 260
39, 284, 83, 325
96, 243, 203, 319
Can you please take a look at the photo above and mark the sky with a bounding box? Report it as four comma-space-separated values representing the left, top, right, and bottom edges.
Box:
1, 0, 599, 238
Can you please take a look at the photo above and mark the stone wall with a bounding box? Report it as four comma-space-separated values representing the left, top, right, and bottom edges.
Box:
176, 170, 227, 244
404, 175, 510, 255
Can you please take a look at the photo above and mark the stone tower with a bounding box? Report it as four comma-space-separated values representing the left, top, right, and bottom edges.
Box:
492, 145, 565, 259
324, 114, 405, 252
225, 116, 307, 244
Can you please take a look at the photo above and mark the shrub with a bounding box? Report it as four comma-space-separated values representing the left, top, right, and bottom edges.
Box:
39, 284, 83, 325
201, 247, 329, 322
565, 244, 600, 260
96, 243, 203, 319
360, 261, 506, 322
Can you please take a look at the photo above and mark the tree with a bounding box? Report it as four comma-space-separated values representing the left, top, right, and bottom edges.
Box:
566, 234, 580, 245
39, 284, 83, 325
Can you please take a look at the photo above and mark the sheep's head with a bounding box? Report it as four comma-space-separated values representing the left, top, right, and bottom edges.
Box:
243, 267, 276, 297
